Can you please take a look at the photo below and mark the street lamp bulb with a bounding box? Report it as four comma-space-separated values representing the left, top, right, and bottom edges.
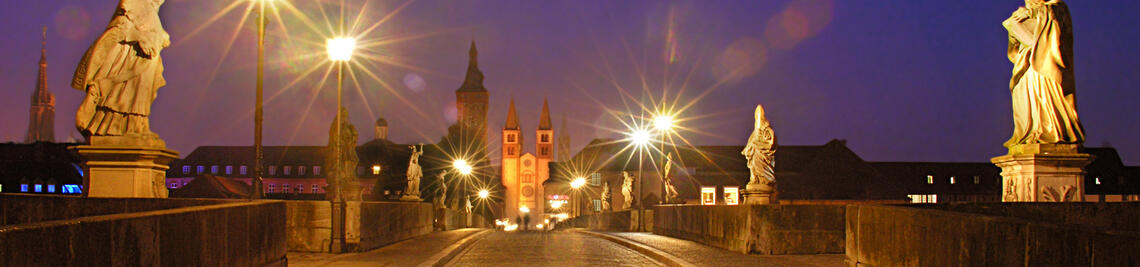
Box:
654, 115, 674, 131
478, 189, 490, 199
629, 129, 652, 146
326, 37, 356, 62
520, 206, 530, 213
453, 159, 473, 175
571, 177, 586, 189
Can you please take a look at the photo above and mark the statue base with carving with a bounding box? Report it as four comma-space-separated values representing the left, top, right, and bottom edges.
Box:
741, 183, 776, 205
991, 144, 1093, 202
400, 193, 422, 202
71, 135, 179, 198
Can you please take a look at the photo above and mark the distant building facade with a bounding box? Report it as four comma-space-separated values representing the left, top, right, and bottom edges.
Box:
0, 142, 84, 195
500, 98, 557, 222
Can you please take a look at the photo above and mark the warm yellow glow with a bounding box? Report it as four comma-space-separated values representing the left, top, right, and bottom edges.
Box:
504, 224, 518, 231
519, 206, 530, 213
371, 165, 381, 175
326, 37, 356, 62
477, 189, 490, 199
653, 114, 675, 131
629, 129, 652, 146
570, 177, 586, 189
453, 159, 473, 175
550, 201, 563, 209
536, 224, 544, 230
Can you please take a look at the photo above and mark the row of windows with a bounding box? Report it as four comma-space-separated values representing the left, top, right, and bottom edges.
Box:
7, 183, 82, 194
267, 183, 324, 194
925, 175, 981, 185
181, 165, 322, 177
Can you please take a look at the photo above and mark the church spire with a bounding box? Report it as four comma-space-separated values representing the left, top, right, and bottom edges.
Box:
456, 40, 486, 92
505, 98, 519, 130
538, 98, 552, 130
26, 26, 55, 143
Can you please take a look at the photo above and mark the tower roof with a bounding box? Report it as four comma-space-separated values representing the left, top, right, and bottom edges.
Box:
456, 40, 487, 93
505, 98, 519, 130
538, 98, 552, 130
32, 26, 52, 106
375, 117, 388, 127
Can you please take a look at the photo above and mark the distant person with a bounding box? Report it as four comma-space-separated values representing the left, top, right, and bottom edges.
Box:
523, 215, 531, 231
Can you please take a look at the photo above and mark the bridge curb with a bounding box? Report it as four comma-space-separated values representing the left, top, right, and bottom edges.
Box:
576, 230, 697, 267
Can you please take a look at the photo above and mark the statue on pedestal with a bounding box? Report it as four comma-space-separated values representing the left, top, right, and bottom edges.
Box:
402, 144, 423, 201
73, 0, 170, 140
436, 171, 448, 209
742, 104, 777, 204
621, 171, 633, 210
325, 107, 360, 201
601, 181, 611, 211
663, 153, 680, 204
69, 0, 179, 198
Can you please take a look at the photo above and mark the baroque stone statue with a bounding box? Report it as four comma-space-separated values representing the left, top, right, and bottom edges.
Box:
73, 0, 170, 139
742, 104, 776, 186
621, 171, 633, 210
663, 152, 679, 203
1002, 0, 1083, 148
402, 144, 423, 201
325, 107, 359, 200
601, 181, 611, 211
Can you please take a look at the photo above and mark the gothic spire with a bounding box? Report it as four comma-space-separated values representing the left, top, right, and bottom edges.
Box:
33, 26, 51, 105
538, 98, 552, 130
26, 26, 55, 143
505, 98, 519, 130
456, 40, 486, 92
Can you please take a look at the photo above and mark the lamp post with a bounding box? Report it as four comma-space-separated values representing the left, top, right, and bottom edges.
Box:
570, 177, 586, 217
325, 1, 355, 249
629, 129, 651, 231
452, 159, 473, 226
653, 114, 674, 204
252, 0, 273, 199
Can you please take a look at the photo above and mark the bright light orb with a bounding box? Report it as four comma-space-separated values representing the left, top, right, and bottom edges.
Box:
326, 37, 356, 62
519, 206, 530, 213
570, 177, 586, 189
653, 114, 675, 131
629, 129, 652, 146
550, 201, 563, 209
453, 159, 473, 175
477, 189, 490, 199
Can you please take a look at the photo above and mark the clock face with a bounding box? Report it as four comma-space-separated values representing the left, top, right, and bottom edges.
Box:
522, 186, 534, 197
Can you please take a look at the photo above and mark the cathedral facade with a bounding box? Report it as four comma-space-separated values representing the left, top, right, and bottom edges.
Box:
501, 98, 555, 224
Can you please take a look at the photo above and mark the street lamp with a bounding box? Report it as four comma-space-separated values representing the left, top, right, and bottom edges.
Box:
453, 159, 473, 175
653, 114, 674, 132
251, 0, 275, 199
626, 127, 653, 231
571, 177, 586, 217
477, 189, 490, 199
652, 113, 676, 205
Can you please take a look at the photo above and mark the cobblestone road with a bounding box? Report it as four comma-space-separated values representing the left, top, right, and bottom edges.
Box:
447, 231, 664, 267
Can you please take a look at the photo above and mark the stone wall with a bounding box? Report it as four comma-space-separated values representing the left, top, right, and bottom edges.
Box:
846, 204, 1140, 266
654, 204, 845, 255
0, 195, 286, 266
286, 200, 435, 252
555, 210, 633, 231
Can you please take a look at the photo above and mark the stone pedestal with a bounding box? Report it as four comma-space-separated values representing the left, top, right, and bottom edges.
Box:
399, 194, 422, 202
991, 144, 1094, 202
742, 183, 776, 205
71, 136, 179, 198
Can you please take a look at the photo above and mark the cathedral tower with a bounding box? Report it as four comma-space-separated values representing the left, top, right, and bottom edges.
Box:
26, 27, 55, 143
455, 41, 489, 143
534, 99, 554, 218
501, 98, 521, 221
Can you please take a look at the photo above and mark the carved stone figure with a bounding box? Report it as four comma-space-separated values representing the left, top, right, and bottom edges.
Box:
663, 153, 679, 203
1002, 0, 1083, 148
73, 0, 171, 139
405, 145, 423, 196
601, 181, 611, 211
621, 171, 633, 210
437, 171, 448, 208
325, 107, 359, 200
742, 104, 776, 185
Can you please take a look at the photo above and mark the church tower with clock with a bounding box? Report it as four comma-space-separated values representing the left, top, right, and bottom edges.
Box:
455, 41, 489, 145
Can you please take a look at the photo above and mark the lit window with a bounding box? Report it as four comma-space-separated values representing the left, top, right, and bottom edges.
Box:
299, 166, 307, 176
1095, 177, 1101, 185
590, 173, 601, 186
62, 184, 81, 194
170, 183, 177, 188
907, 194, 938, 204
284, 166, 292, 175
268, 166, 277, 175
225, 166, 233, 175
21, 184, 29, 192
283, 183, 290, 193
372, 165, 382, 175
268, 184, 275, 193
0, 184, 3, 192
182, 166, 191, 174
593, 199, 601, 211
950, 177, 956, 184
34, 184, 42, 193
210, 165, 219, 174
926, 175, 934, 184
47, 184, 56, 193
240, 165, 248, 175
296, 184, 304, 193
197, 165, 205, 174
314, 166, 321, 175
973, 176, 980, 184
312, 184, 319, 193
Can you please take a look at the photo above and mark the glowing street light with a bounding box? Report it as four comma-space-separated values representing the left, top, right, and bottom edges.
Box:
570, 177, 586, 189
477, 189, 490, 199
628, 129, 652, 147
519, 206, 530, 214
453, 159, 473, 175
326, 37, 357, 62
653, 114, 675, 132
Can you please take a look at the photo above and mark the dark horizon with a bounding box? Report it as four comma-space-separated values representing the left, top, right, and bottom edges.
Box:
2, 0, 1138, 165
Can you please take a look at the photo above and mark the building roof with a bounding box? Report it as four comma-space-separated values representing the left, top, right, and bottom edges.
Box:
169, 174, 251, 199
455, 40, 487, 93
538, 99, 552, 130
0, 142, 83, 187
505, 98, 519, 130
375, 117, 388, 127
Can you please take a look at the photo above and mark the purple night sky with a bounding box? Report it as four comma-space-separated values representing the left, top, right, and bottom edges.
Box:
2, 0, 1138, 164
